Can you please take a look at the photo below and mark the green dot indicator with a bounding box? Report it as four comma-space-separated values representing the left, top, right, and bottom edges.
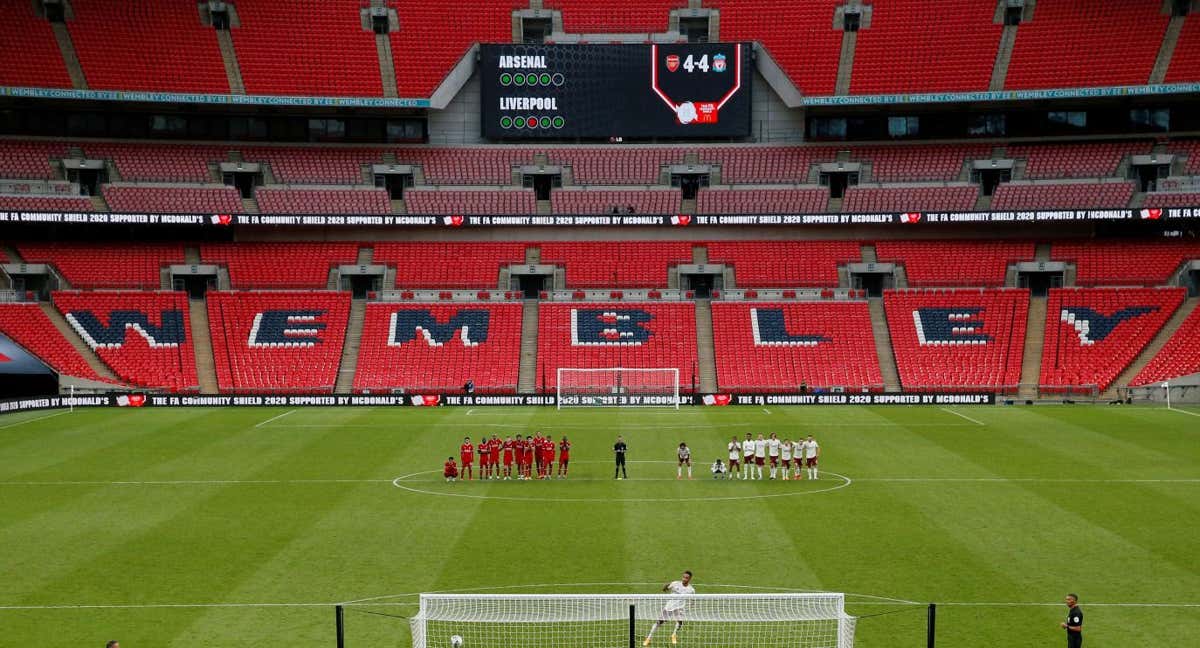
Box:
514, 73, 526, 86
499, 73, 512, 86
539, 73, 552, 86
552, 116, 565, 129
500, 116, 513, 129
513, 116, 526, 129
539, 116, 552, 129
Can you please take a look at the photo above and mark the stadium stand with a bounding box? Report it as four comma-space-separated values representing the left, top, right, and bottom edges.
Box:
551, 148, 685, 185
1007, 142, 1150, 179
707, 241, 859, 287
243, 147, 385, 185
207, 290, 350, 392
854, 145, 989, 182
200, 242, 360, 288
884, 288, 1028, 392
0, 2, 71, 88
696, 188, 829, 214
0, 141, 72, 179
0, 196, 93, 212
842, 185, 979, 212
1040, 287, 1185, 392
373, 242, 526, 289
405, 189, 537, 215
231, 0, 382, 97
711, 301, 883, 391
1005, 1, 1169, 90
550, 189, 681, 215
254, 188, 391, 215
101, 185, 244, 214
1132, 305, 1200, 387
16, 243, 186, 289
388, 1, 512, 98
710, 0, 844, 96
53, 290, 198, 391
535, 302, 698, 392
1050, 240, 1200, 286
850, 0, 1002, 95
1143, 192, 1200, 208
81, 142, 225, 183
990, 181, 1135, 210
0, 304, 106, 381
874, 240, 1035, 287
539, 242, 693, 288
67, 1, 228, 93
408, 148, 533, 185
353, 302, 522, 393
1168, 140, 1200, 175
699, 146, 835, 184
1166, 18, 1200, 84
543, 0, 678, 32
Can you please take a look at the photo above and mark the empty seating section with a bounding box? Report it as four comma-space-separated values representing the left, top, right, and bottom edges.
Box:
843, 186, 979, 212
0, 2, 71, 88
0, 304, 107, 381
207, 291, 350, 392
884, 289, 1028, 391
699, 147, 834, 184
875, 240, 1034, 287
1143, 192, 1200, 208
255, 188, 391, 215
990, 182, 1134, 210
232, 0, 381, 97
405, 190, 537, 215
1050, 240, 1200, 286
1008, 142, 1149, 179
101, 185, 244, 214
353, 303, 522, 393
539, 242, 693, 287
542, 0, 679, 31
373, 242, 526, 288
1040, 287, 1184, 392
82, 143, 224, 182
707, 241, 859, 287
550, 190, 681, 215
536, 302, 698, 391
0, 141, 72, 179
856, 145, 989, 182
17, 243, 185, 289
1166, 19, 1200, 83
1168, 140, 1200, 175
711, 0, 844, 96
851, 0, 1002, 94
697, 188, 829, 214
68, 1, 228, 93
711, 301, 882, 391
201, 242, 359, 288
1006, 1, 1168, 89
53, 291, 198, 390
245, 147, 384, 184
403, 148, 531, 185
389, 1, 512, 97
551, 148, 684, 184
1133, 306, 1200, 386
0, 196, 93, 212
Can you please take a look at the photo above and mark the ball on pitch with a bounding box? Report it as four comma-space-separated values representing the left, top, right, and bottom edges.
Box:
450, 634, 464, 647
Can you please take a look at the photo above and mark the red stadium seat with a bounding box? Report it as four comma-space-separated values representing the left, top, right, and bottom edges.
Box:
1050, 240, 1200, 287
706, 241, 860, 287
1007, 142, 1151, 179
842, 186, 979, 212
1167, 19, 1200, 84
1133, 305, 1200, 386
373, 242, 527, 289
200, 242, 360, 289
550, 189, 681, 215
875, 241, 1035, 287
0, 2, 71, 88
254, 188, 391, 215
0, 196, 93, 212
697, 188, 829, 214
101, 185, 244, 214
17, 243, 186, 289
539, 242, 693, 288
991, 182, 1134, 210
405, 189, 537, 215
0, 304, 108, 382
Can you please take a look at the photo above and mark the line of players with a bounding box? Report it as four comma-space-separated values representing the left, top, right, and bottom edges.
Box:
714, 432, 820, 480
444, 433, 570, 481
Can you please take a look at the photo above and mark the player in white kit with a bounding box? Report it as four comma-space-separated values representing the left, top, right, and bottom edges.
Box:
801, 435, 821, 480
676, 442, 692, 480
767, 433, 782, 479
727, 436, 741, 479
643, 570, 695, 646
753, 434, 767, 480
741, 432, 755, 480
780, 437, 793, 481
791, 439, 806, 480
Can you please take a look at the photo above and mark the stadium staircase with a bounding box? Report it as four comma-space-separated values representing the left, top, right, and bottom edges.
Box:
374, 21, 399, 98
517, 300, 539, 393
188, 297, 219, 394
989, 4, 1019, 90
834, 5, 859, 95
1017, 295, 1047, 400
867, 297, 901, 391
1106, 296, 1199, 398
214, 23, 246, 94
1150, 14, 1187, 85
335, 298, 368, 393
50, 21, 88, 89
694, 299, 718, 393
37, 302, 120, 383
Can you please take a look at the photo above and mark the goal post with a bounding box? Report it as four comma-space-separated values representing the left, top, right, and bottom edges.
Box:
556, 367, 681, 410
410, 593, 856, 648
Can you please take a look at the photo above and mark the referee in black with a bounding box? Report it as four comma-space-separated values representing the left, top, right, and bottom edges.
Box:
613, 435, 628, 479
1061, 593, 1083, 647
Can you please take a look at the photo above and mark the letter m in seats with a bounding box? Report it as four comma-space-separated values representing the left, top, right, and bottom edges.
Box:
389, 309, 490, 347
66, 310, 186, 349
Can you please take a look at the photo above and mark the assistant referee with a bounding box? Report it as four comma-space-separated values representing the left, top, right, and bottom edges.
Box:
1061, 593, 1083, 647
614, 435, 628, 479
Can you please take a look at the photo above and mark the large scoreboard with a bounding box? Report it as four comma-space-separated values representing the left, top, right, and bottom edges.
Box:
480, 43, 752, 139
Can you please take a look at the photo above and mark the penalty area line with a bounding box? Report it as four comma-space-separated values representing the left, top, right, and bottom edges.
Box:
0, 410, 70, 430
254, 409, 297, 428
938, 407, 985, 426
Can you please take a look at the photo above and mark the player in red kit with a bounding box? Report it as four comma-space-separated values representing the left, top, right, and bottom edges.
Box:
489, 435, 502, 479
541, 435, 555, 479
513, 435, 527, 480
557, 436, 571, 478
532, 432, 544, 478
502, 436, 515, 479
459, 436, 474, 480
522, 435, 535, 479
477, 438, 490, 480
443, 457, 458, 482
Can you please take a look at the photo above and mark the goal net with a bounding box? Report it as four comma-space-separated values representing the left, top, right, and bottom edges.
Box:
557, 368, 680, 409
410, 593, 856, 648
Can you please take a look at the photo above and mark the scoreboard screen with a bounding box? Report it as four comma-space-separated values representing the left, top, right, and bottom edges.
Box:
480, 43, 752, 139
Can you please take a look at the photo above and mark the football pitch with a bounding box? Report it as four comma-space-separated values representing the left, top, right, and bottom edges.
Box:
0, 404, 1197, 647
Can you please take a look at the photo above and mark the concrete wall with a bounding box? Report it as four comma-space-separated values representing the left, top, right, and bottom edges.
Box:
427, 71, 485, 145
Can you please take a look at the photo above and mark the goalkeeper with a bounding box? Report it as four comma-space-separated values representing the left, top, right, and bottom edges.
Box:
643, 571, 695, 646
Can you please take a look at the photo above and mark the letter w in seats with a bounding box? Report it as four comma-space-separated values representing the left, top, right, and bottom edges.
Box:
66, 310, 186, 349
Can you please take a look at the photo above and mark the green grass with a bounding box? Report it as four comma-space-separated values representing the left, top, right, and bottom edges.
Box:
0, 404, 1198, 647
